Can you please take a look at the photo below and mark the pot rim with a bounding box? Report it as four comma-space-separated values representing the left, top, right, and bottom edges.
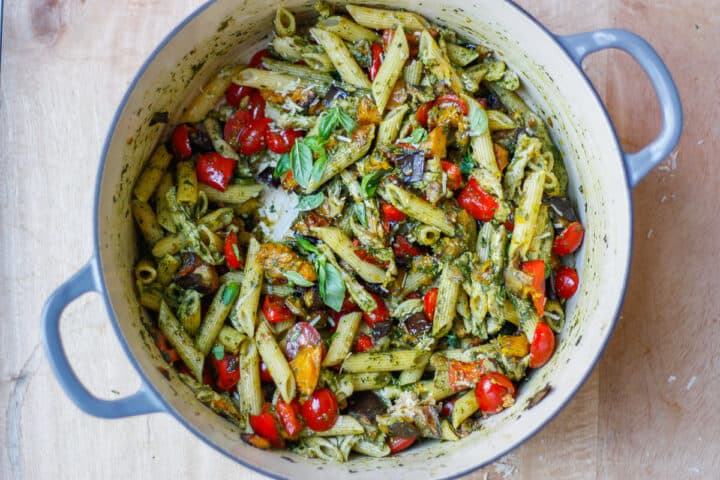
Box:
92, 1, 633, 478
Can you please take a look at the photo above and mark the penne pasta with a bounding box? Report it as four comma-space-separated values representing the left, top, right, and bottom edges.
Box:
312, 227, 386, 284
377, 104, 409, 145
372, 25, 409, 113
158, 301, 204, 382
131, 199, 165, 246
341, 350, 430, 373
238, 340, 264, 416
451, 389, 479, 429
380, 183, 455, 236
229, 238, 263, 337
432, 262, 463, 337
301, 415, 364, 437
133, 144, 172, 203
179, 64, 245, 123
195, 281, 240, 354
255, 320, 296, 402
198, 183, 264, 204
318, 16, 380, 42
310, 28, 371, 89
346, 4, 429, 30
344, 372, 392, 391
274, 7, 296, 37
175, 160, 198, 205
323, 311, 362, 366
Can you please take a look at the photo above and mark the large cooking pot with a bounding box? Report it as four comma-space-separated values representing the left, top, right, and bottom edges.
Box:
41, 1, 682, 478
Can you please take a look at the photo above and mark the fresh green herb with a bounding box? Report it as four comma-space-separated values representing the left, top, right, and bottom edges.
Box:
360, 170, 388, 198
318, 105, 357, 138
460, 154, 474, 176
221, 282, 240, 305
211, 344, 225, 360
310, 151, 328, 183
296, 192, 325, 211
290, 140, 313, 188
284, 270, 315, 287
468, 102, 489, 136
273, 153, 290, 178
354, 202, 367, 227
318, 261, 346, 312
295, 236, 320, 255
397, 127, 428, 144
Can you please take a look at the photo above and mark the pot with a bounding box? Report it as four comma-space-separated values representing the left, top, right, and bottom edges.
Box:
41, 1, 682, 478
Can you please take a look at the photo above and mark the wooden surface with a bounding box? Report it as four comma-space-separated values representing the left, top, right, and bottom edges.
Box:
1, 1, 718, 478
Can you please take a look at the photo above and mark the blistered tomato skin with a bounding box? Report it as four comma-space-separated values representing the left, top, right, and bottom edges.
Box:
529, 322, 555, 369
301, 389, 339, 432
475, 372, 515, 414
555, 266, 579, 299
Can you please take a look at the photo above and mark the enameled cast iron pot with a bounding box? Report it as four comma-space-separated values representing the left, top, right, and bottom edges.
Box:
42, 1, 682, 478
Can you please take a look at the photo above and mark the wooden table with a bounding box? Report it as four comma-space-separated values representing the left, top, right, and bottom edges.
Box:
1, 1, 717, 478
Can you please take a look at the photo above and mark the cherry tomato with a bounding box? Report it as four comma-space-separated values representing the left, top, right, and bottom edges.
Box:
247, 90, 266, 120
276, 398, 303, 440
381, 202, 407, 222
210, 352, 240, 392
448, 360, 488, 390
224, 231, 242, 270
441, 161, 463, 190
423, 288, 439, 321
388, 436, 417, 454
284, 322, 322, 361
196, 153, 236, 192
224, 109, 253, 147
262, 294, 294, 324
301, 388, 339, 432
171, 124, 193, 158
529, 322, 555, 369
552, 221, 584, 256
474, 372, 516, 415
521, 259, 546, 316
415, 101, 433, 127
555, 266, 579, 299
440, 397, 457, 418
249, 49, 270, 68
369, 43, 384, 81
259, 360, 273, 382
393, 236, 424, 258
434, 94, 468, 115
354, 334, 373, 353
362, 292, 390, 328
225, 83, 255, 107
239, 118, 270, 155
266, 129, 302, 154
458, 177, 499, 222
249, 403, 284, 447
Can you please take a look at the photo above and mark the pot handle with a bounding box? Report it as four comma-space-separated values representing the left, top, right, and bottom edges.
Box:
42, 258, 165, 418
557, 29, 682, 186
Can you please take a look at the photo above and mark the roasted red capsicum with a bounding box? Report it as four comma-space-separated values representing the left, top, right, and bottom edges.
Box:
457, 177, 499, 222
196, 152, 236, 192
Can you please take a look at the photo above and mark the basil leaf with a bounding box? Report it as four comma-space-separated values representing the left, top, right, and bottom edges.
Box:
290, 140, 313, 188
360, 170, 387, 198
460, 154, 474, 176
311, 152, 328, 183
318, 108, 339, 138
397, 127, 427, 144
295, 236, 320, 255
468, 102, 489, 136
316, 255, 327, 298
284, 271, 314, 287
297, 192, 325, 211
273, 153, 290, 178
337, 108, 356, 133
320, 262, 346, 312
211, 344, 225, 361
354, 202, 367, 227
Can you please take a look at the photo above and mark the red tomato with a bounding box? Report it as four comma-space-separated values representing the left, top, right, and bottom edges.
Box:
224, 231, 242, 270
423, 288, 439, 321
415, 101, 433, 127
301, 388, 339, 432
521, 259, 546, 316
259, 360, 273, 382
393, 236, 424, 257
555, 266, 579, 299
225, 83, 255, 107
354, 248, 388, 267
284, 322, 322, 361
196, 153, 236, 192
434, 94, 469, 115
529, 322, 555, 369
458, 178, 499, 222
362, 292, 390, 328
441, 161, 463, 190
171, 124, 193, 158
150, 328, 179, 363
276, 399, 303, 440
266, 129, 302, 154
440, 397, 456, 418
247, 90, 266, 120
354, 334, 373, 353
249, 49, 270, 68
448, 360, 489, 391
369, 43, 384, 81
474, 372, 516, 415
262, 294, 294, 324
388, 436, 417, 454
249, 403, 284, 447
552, 221, 584, 256
503, 220, 515, 232
381, 202, 407, 222
239, 118, 270, 155
224, 109, 253, 147
210, 352, 240, 392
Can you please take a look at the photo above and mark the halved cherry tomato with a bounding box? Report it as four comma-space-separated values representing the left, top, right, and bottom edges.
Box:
266, 129, 303, 154
290, 343, 323, 396
388, 436, 417, 454
247, 90, 266, 120
210, 352, 240, 392
362, 292, 390, 328
276, 399, 303, 440
448, 360, 489, 391
475, 372, 515, 415
249, 49, 270, 68
301, 388, 339, 432
434, 94, 468, 115
458, 177, 498, 222
284, 322, 322, 361
521, 259, 546, 316
259, 360, 273, 382
196, 153, 236, 192
225, 83, 255, 107
262, 294, 294, 324
224, 231, 243, 270
224, 109, 253, 147
150, 328, 180, 363
354, 334, 373, 352
393, 236, 424, 258
171, 124, 193, 158
441, 161, 463, 190
555, 266, 579, 299
529, 322, 555, 369
239, 118, 271, 155
423, 288, 439, 321
249, 403, 284, 447
440, 397, 457, 418
369, 43, 384, 81
381, 202, 407, 222
415, 101, 433, 127
552, 221, 584, 256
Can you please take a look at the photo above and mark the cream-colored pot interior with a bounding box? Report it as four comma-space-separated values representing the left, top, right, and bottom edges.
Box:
96, 1, 631, 478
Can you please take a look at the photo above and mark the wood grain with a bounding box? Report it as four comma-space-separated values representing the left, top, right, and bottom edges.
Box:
2, 1, 718, 478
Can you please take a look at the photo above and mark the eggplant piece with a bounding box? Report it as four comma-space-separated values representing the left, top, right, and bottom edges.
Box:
323, 85, 349, 105
393, 150, 425, 184
256, 166, 279, 187
347, 391, 386, 422
188, 125, 215, 153
404, 312, 432, 336
174, 252, 219, 294
545, 195, 579, 225
371, 320, 392, 340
